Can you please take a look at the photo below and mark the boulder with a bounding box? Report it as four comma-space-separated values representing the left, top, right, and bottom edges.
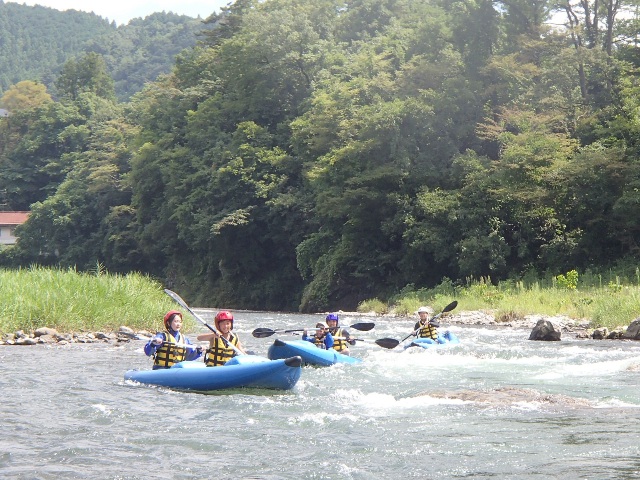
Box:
529, 319, 562, 341
118, 326, 135, 335
34, 327, 58, 337
623, 319, 640, 340
591, 327, 609, 340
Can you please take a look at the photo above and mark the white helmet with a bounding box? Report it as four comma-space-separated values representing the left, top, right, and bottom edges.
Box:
417, 306, 430, 314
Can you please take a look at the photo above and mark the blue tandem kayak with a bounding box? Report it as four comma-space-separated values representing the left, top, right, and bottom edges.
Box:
124, 355, 302, 392
405, 331, 460, 349
267, 339, 362, 366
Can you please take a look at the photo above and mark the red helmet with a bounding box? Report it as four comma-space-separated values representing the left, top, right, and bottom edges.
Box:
164, 310, 182, 329
214, 311, 234, 330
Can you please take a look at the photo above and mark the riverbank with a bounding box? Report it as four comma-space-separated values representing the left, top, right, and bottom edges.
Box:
1, 309, 631, 346
338, 307, 635, 340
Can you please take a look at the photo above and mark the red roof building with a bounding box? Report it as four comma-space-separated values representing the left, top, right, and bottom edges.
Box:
0, 211, 30, 245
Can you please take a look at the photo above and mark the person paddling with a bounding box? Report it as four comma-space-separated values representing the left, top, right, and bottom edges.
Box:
144, 310, 203, 369
325, 313, 355, 355
197, 311, 246, 366
302, 322, 334, 350
414, 306, 438, 340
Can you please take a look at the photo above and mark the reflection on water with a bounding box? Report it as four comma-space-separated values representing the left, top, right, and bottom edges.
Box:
1, 311, 639, 479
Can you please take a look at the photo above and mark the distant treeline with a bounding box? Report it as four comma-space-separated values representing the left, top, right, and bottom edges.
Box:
0, 1, 210, 101
2, 0, 640, 313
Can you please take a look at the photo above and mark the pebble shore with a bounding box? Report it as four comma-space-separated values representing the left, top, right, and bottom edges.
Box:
0, 311, 632, 345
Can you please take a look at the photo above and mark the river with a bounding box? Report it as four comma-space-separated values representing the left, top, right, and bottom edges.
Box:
1, 310, 639, 479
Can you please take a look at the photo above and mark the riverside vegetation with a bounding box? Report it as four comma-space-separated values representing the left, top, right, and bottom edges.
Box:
359, 269, 640, 331
6, 1, 640, 315
1, 267, 638, 336
0, 266, 197, 335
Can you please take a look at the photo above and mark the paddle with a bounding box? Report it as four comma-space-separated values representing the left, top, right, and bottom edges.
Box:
163, 288, 244, 355
252, 322, 375, 338
333, 337, 399, 349
396, 300, 458, 347
156, 341, 203, 351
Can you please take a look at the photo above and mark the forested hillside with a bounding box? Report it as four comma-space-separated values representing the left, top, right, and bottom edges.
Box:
0, 1, 208, 101
3, 0, 640, 312
0, 1, 114, 92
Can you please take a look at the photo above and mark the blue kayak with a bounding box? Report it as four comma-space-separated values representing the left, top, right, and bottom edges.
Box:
267, 339, 362, 366
405, 331, 460, 349
124, 355, 302, 392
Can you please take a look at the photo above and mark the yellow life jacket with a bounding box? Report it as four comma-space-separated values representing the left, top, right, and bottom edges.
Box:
204, 333, 239, 367
313, 334, 328, 349
330, 328, 349, 352
153, 330, 187, 368
417, 321, 438, 340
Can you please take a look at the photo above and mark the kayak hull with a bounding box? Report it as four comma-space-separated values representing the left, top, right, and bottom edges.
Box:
267, 339, 361, 366
406, 331, 460, 349
124, 355, 302, 391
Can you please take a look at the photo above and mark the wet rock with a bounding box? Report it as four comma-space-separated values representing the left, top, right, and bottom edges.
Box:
15, 337, 37, 345
529, 319, 562, 341
607, 328, 625, 339
419, 387, 593, 408
592, 327, 609, 340
623, 319, 640, 340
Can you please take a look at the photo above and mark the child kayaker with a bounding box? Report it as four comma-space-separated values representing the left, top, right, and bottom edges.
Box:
197, 311, 246, 366
414, 306, 438, 340
302, 322, 334, 350
325, 313, 355, 355
144, 310, 203, 369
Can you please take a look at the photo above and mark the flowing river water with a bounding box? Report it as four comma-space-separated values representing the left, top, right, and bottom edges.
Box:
1, 310, 640, 479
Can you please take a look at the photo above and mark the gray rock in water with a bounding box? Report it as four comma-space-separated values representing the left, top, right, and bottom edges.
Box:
529, 319, 562, 341
592, 327, 609, 340
623, 319, 640, 340
419, 387, 593, 408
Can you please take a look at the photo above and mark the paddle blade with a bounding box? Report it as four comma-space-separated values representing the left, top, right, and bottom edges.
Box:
350, 322, 375, 331
442, 300, 458, 313
252, 328, 276, 338
164, 288, 187, 308
375, 338, 400, 349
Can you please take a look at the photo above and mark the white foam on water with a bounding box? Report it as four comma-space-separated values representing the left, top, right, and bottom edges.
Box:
92, 404, 111, 415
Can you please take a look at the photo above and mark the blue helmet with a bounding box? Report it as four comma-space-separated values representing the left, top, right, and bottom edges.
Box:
325, 313, 339, 325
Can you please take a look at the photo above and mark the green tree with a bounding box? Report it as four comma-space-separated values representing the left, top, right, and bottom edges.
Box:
55, 52, 116, 102
0, 80, 52, 111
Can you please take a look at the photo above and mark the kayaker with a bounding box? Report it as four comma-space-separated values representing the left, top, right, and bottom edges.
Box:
414, 306, 438, 340
325, 313, 355, 355
144, 310, 203, 369
197, 311, 246, 366
302, 322, 334, 350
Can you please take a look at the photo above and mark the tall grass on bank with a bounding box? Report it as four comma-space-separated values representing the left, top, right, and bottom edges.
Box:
358, 272, 640, 330
0, 266, 197, 334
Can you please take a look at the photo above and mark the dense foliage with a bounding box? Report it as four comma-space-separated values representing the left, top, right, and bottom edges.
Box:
4, 0, 640, 313
0, 2, 207, 101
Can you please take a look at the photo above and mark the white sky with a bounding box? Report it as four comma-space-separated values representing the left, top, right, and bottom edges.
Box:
7, 0, 233, 25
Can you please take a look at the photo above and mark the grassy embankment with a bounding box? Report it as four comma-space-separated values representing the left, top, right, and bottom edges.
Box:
3, 267, 640, 334
358, 270, 640, 330
0, 266, 198, 334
